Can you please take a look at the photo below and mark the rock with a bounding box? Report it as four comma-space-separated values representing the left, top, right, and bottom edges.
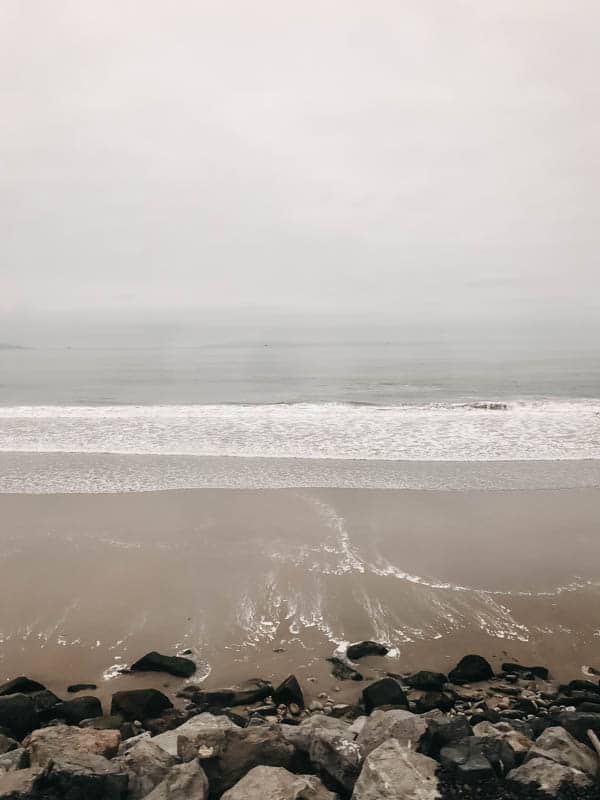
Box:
0, 678, 45, 697
0, 768, 42, 799
111, 688, 173, 722
35, 750, 128, 799
448, 654, 493, 684
508, 756, 592, 793
501, 663, 549, 680
413, 692, 455, 714
272, 675, 304, 709
145, 709, 190, 736
281, 714, 352, 754
567, 679, 600, 694
346, 642, 389, 660
145, 760, 209, 800
182, 678, 273, 708
362, 678, 408, 713
0, 695, 38, 740
114, 738, 177, 799
152, 712, 238, 757
201, 724, 294, 797
68, 683, 98, 693
526, 725, 597, 776
441, 736, 516, 781
0, 738, 16, 757
472, 720, 533, 757
27, 724, 121, 766
309, 725, 361, 792
352, 739, 440, 800
53, 695, 103, 724
222, 765, 337, 799
0, 749, 27, 775
357, 709, 427, 757
31, 689, 62, 718
405, 671, 447, 691
326, 658, 363, 682
557, 711, 600, 744
80, 715, 124, 730
130, 651, 196, 678
421, 715, 473, 759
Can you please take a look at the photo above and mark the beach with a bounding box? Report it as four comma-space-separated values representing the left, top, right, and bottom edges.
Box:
2, 485, 600, 705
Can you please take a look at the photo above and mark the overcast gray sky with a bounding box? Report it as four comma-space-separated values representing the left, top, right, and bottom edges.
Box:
1, 1, 598, 318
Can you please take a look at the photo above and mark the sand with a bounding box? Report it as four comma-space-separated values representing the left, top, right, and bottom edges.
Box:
1, 487, 600, 705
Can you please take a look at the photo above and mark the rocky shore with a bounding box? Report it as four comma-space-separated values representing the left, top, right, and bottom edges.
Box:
2, 646, 600, 799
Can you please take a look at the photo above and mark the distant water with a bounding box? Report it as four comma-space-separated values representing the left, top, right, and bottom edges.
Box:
1, 323, 599, 492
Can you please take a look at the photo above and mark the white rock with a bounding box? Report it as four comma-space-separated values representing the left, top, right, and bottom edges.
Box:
352, 740, 441, 800
221, 765, 337, 799
357, 709, 427, 758
526, 726, 598, 776
508, 757, 592, 793
113, 738, 176, 799
145, 760, 209, 800
472, 720, 533, 756
152, 712, 237, 757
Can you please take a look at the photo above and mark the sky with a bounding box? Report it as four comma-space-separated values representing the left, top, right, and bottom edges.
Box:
1, 1, 599, 320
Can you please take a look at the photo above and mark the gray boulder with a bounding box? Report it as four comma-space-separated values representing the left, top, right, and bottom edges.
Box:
352, 739, 440, 799
153, 712, 238, 758
0, 748, 27, 774
309, 727, 361, 792
472, 720, 533, 758
0, 768, 43, 799
508, 756, 592, 793
145, 761, 209, 800
281, 714, 352, 754
0, 737, 17, 757
36, 750, 128, 799
221, 765, 337, 799
525, 726, 597, 776
357, 709, 427, 757
27, 723, 121, 766
114, 738, 176, 798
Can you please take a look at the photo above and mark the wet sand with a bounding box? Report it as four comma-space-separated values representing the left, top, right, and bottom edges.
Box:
1, 487, 600, 705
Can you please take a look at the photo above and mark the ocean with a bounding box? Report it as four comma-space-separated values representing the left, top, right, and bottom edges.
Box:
1, 316, 599, 492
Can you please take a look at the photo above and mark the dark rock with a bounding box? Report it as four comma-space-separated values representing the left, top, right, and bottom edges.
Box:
578, 702, 600, 713
249, 705, 278, 717
144, 709, 189, 736
413, 691, 455, 713
567, 679, 600, 695
362, 678, 408, 714
53, 696, 103, 725
326, 657, 363, 681
0, 677, 45, 697
441, 736, 517, 783
272, 675, 304, 709
130, 651, 196, 678
421, 715, 473, 759
187, 679, 273, 709
68, 683, 98, 693
448, 654, 494, 684
515, 698, 538, 716
0, 694, 38, 740
529, 716, 555, 738
111, 689, 173, 722
469, 709, 501, 726
501, 663, 549, 680
35, 750, 128, 800
558, 711, 600, 745
405, 670, 447, 691
346, 641, 389, 660
30, 689, 62, 717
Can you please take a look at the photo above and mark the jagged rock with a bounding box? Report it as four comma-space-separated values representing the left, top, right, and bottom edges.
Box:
440, 736, 516, 782
346, 642, 389, 660
181, 679, 272, 708
405, 671, 447, 691
27, 724, 121, 766
501, 663, 549, 680
352, 739, 440, 799
280, 714, 352, 754
362, 678, 408, 713
326, 658, 363, 682
309, 725, 361, 792
201, 724, 294, 797
35, 750, 128, 799
222, 765, 337, 799
53, 695, 103, 724
114, 738, 176, 799
272, 675, 304, 709
0, 749, 27, 774
0, 768, 43, 799
421, 715, 473, 759
557, 711, 600, 744
68, 683, 98, 693
525, 725, 597, 776
0, 738, 16, 757
567, 679, 600, 694
357, 709, 427, 757
130, 651, 196, 678
413, 692, 455, 714
0, 695, 38, 740
448, 654, 493, 684
508, 756, 592, 793
472, 720, 533, 757
0, 678, 45, 697
145, 760, 209, 800
111, 689, 173, 722
153, 712, 238, 757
